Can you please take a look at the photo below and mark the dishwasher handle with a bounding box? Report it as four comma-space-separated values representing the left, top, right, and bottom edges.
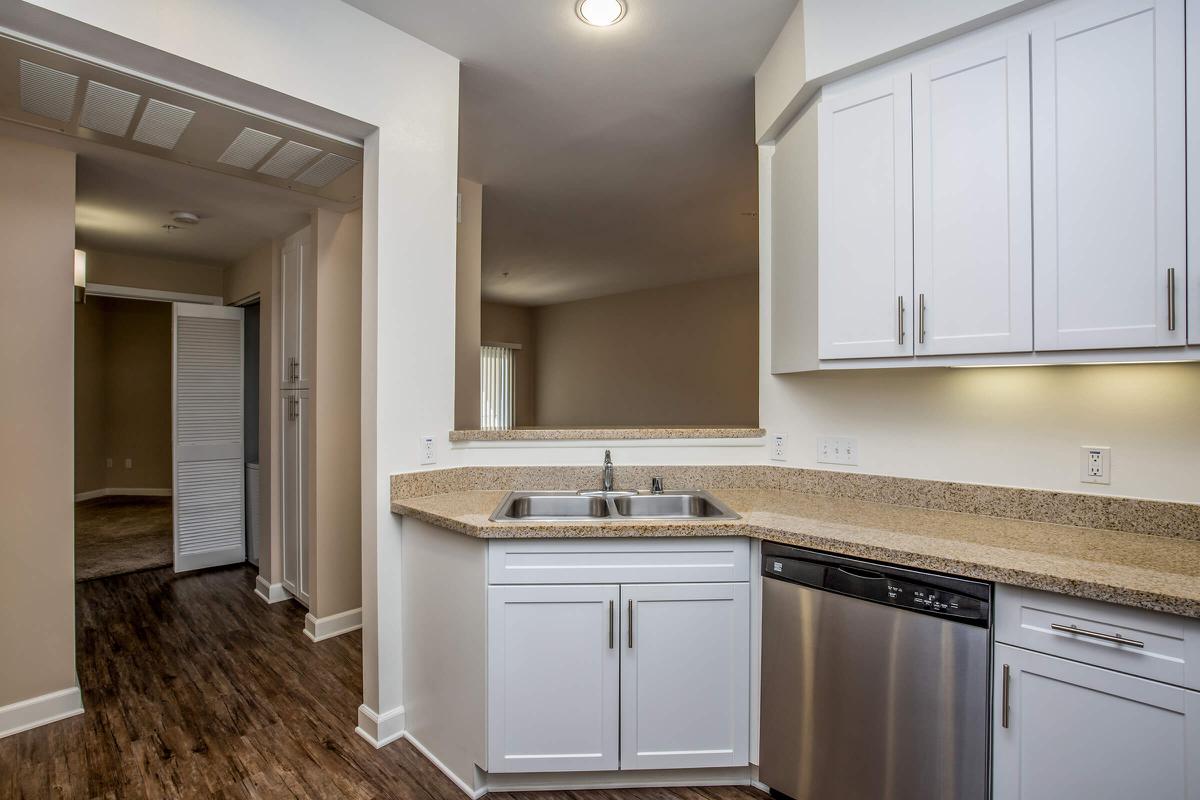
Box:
837, 565, 887, 581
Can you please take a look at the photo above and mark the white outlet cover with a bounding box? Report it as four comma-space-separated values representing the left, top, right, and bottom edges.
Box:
420, 435, 436, 465
1079, 446, 1110, 485
771, 434, 787, 462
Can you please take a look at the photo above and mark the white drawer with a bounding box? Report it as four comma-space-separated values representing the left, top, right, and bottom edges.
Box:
486, 537, 750, 585
996, 585, 1200, 690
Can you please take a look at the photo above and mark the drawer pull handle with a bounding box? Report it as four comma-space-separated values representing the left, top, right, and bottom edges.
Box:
628, 599, 634, 649
1001, 664, 1010, 729
1050, 623, 1144, 649
608, 600, 614, 649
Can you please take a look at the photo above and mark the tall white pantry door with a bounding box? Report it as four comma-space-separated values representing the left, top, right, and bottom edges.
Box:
172, 302, 246, 573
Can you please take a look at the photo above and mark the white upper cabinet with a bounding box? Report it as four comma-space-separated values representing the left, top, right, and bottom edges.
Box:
913, 37, 1033, 355
487, 584, 620, 773
1188, 0, 1200, 345
280, 226, 312, 388
1031, 0, 1186, 351
818, 75, 914, 359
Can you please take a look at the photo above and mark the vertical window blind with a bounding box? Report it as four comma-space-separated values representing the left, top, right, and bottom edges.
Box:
480, 344, 516, 430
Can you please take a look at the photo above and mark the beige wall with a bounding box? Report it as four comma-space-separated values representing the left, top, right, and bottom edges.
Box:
74, 297, 171, 495
455, 179, 482, 429
223, 240, 279, 577
312, 208, 363, 618
761, 100, 1200, 503
85, 249, 225, 296
0, 137, 77, 707
534, 275, 759, 427
481, 301, 537, 427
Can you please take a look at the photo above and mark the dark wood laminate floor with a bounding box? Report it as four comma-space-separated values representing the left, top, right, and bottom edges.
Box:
75, 497, 173, 581
0, 565, 768, 800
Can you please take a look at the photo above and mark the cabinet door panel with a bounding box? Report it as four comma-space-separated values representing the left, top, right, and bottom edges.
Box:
1032, 0, 1185, 350
1188, 0, 1200, 345
280, 391, 308, 606
487, 584, 619, 773
913, 37, 1032, 355
620, 583, 749, 770
818, 75, 914, 359
993, 643, 1200, 800
280, 226, 311, 388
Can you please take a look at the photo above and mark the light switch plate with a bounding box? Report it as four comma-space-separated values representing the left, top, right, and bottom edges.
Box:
1080, 446, 1110, 485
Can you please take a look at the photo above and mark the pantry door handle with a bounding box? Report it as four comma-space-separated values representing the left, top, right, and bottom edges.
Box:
1167, 268, 1176, 331
1050, 623, 1144, 648
1001, 664, 1010, 729
627, 599, 634, 648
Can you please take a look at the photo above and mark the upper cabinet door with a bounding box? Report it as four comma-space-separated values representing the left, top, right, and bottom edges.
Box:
1032, 0, 1185, 351
1188, 0, 1200, 345
818, 75, 915, 359
280, 226, 312, 388
913, 37, 1033, 355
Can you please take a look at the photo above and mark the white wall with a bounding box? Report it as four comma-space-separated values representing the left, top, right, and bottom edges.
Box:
3, 0, 460, 743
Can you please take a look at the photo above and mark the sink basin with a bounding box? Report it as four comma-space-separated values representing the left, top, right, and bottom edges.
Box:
500, 494, 610, 520
490, 489, 739, 522
612, 493, 733, 519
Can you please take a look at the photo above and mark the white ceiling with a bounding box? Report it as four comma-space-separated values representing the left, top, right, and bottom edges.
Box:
0, 118, 318, 264
344, 0, 795, 305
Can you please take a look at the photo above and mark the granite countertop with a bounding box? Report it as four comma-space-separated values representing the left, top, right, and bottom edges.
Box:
449, 426, 767, 442
391, 487, 1200, 619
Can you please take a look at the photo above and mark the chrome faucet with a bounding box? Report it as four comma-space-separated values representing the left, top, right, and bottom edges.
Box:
601, 449, 614, 493
650, 476, 664, 494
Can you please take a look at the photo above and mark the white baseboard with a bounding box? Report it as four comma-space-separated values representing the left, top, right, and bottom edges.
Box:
75, 487, 171, 502
402, 731, 486, 799
0, 685, 84, 739
254, 575, 291, 604
354, 703, 405, 748
304, 607, 363, 642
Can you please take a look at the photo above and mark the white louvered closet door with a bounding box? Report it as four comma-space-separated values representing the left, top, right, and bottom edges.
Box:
173, 303, 245, 573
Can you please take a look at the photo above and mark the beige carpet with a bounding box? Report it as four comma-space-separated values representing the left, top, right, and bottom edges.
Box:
75, 496, 172, 581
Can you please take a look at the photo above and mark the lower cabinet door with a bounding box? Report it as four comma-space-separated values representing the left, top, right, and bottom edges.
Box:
994, 643, 1200, 800
620, 582, 750, 770
487, 584, 619, 773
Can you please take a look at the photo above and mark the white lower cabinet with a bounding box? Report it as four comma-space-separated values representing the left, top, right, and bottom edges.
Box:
280, 390, 309, 606
484, 538, 751, 776
620, 583, 750, 770
994, 643, 1200, 800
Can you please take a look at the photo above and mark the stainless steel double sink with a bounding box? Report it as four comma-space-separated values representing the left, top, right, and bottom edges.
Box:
489, 489, 740, 522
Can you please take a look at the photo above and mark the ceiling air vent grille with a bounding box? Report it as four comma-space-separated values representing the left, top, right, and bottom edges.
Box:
257, 140, 321, 179
218, 127, 282, 169
132, 98, 195, 149
19, 59, 79, 122
79, 81, 141, 137
295, 153, 358, 187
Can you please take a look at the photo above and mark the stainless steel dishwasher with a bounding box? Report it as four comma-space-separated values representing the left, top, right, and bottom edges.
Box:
759, 542, 992, 800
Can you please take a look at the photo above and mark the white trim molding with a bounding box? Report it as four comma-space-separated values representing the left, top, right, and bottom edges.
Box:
254, 575, 291, 604
84, 282, 223, 306
0, 686, 84, 739
403, 732, 487, 799
355, 703, 405, 749
303, 608, 363, 642
74, 487, 172, 502
482, 765, 756, 795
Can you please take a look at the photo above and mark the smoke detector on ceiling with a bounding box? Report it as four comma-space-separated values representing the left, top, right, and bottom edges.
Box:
170, 210, 200, 225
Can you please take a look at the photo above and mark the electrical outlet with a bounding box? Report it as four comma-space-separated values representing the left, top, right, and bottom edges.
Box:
818, 436, 858, 466
1080, 446, 1110, 485
106, 458, 113, 469
420, 435, 437, 465
771, 434, 787, 461
124, 458, 133, 469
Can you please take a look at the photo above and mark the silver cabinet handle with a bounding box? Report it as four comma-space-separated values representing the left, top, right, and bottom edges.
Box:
897, 295, 906, 345
288, 356, 300, 382
627, 599, 634, 649
1001, 664, 1010, 728
1050, 623, 1144, 648
918, 293, 926, 344
608, 600, 614, 649
1167, 268, 1176, 332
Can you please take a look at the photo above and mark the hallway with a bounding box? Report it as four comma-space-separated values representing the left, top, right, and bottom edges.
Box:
74, 496, 172, 581
0, 564, 767, 800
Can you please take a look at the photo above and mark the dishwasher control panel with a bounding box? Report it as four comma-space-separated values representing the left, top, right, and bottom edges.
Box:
763, 543, 991, 627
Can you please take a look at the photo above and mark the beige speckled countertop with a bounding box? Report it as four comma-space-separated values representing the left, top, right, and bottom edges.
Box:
449, 426, 766, 441
391, 487, 1200, 619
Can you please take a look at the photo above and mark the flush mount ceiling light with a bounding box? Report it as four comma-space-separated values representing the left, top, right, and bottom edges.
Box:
576, 0, 627, 27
